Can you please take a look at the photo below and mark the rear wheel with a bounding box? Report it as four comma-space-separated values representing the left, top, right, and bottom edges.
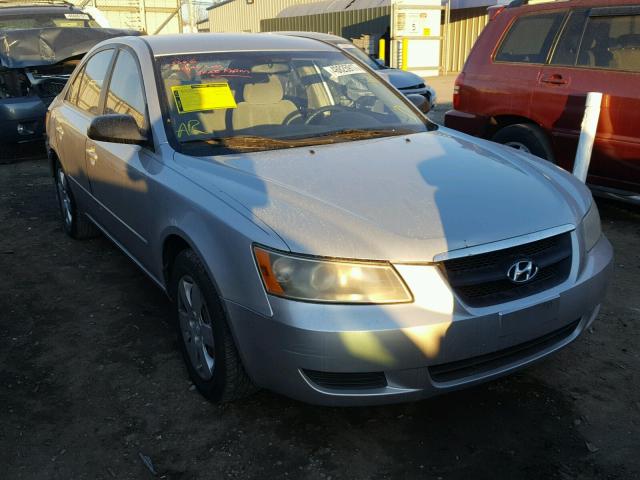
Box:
170, 249, 256, 403
492, 123, 555, 162
53, 160, 98, 239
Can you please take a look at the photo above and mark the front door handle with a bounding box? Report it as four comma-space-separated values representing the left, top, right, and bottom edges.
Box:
540, 74, 568, 85
86, 146, 98, 165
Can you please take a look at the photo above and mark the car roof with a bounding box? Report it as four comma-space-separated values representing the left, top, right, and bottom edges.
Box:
142, 33, 336, 57
0, 2, 83, 15
507, 0, 639, 13
274, 31, 351, 45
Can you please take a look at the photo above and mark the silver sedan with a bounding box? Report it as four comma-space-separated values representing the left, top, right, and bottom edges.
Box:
46, 33, 612, 406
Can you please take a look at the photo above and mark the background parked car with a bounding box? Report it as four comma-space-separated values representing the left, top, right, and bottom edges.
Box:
277, 31, 436, 111
0, 1, 137, 157
445, 0, 640, 203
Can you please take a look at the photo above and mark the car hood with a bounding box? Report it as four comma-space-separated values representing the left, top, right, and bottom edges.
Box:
0, 27, 139, 68
377, 69, 426, 90
175, 128, 592, 262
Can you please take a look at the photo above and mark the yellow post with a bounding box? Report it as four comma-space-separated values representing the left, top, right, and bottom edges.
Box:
401, 38, 408, 71
378, 37, 386, 63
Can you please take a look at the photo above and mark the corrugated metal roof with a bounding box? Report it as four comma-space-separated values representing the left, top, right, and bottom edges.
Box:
277, 0, 390, 18
277, 0, 497, 17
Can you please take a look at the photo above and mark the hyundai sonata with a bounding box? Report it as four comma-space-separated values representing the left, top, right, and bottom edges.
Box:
46, 33, 612, 406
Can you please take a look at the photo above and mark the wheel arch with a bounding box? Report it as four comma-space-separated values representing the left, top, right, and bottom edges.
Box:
487, 114, 543, 139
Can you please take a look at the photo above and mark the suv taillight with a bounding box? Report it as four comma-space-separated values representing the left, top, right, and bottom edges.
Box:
453, 72, 465, 110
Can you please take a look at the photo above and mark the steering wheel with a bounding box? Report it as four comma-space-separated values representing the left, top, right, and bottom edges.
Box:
283, 110, 304, 125
304, 105, 348, 125
353, 95, 378, 110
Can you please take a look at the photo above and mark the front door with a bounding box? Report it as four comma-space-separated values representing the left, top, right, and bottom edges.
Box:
85, 48, 158, 270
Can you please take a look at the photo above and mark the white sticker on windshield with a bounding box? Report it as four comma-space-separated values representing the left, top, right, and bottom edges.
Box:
322, 64, 365, 79
64, 13, 90, 20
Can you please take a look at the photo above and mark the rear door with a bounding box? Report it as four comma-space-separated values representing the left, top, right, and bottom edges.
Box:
536, 6, 640, 193
85, 47, 158, 269
54, 48, 115, 196
478, 10, 567, 121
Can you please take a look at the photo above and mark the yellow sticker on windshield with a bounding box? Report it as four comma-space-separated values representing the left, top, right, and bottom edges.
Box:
171, 83, 237, 113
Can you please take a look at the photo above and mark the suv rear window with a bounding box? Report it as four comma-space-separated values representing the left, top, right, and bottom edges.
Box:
577, 14, 640, 72
495, 12, 566, 64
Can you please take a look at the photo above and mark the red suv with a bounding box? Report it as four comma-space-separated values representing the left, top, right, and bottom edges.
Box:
445, 0, 640, 201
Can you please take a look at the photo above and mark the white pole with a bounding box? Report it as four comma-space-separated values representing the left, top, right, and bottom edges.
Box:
573, 92, 603, 183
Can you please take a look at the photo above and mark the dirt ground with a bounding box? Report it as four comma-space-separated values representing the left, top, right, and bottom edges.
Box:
0, 157, 639, 480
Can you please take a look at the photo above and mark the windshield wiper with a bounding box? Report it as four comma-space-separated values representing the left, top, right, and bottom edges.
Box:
179, 129, 417, 152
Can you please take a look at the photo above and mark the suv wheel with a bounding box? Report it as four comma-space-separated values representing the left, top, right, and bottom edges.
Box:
492, 123, 555, 162
170, 249, 256, 402
53, 160, 98, 239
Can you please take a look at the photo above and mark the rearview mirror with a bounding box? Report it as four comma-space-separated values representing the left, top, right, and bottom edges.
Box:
406, 94, 429, 114
87, 114, 148, 146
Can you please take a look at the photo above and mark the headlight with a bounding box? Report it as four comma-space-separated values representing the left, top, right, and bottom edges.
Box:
582, 203, 602, 252
253, 246, 412, 304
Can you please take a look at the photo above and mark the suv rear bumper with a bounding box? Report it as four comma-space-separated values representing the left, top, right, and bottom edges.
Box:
444, 109, 490, 137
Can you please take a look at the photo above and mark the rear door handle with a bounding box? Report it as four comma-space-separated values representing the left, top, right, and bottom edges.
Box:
540, 74, 568, 85
86, 146, 98, 165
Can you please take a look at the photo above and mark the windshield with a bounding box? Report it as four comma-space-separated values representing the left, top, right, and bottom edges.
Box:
158, 50, 427, 155
339, 44, 383, 71
0, 13, 99, 30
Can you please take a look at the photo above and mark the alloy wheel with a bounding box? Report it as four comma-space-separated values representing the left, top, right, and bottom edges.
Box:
56, 167, 73, 228
177, 275, 216, 380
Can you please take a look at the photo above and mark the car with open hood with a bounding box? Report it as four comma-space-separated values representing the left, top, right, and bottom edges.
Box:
47, 33, 612, 406
0, 1, 137, 156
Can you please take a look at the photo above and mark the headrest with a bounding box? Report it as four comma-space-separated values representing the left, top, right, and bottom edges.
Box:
616, 34, 640, 48
243, 75, 284, 104
251, 63, 290, 74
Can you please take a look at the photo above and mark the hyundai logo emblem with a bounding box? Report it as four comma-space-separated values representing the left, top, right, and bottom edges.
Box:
507, 260, 539, 284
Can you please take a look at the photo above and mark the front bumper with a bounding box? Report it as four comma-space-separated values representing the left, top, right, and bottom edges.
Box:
227, 235, 613, 406
0, 96, 47, 144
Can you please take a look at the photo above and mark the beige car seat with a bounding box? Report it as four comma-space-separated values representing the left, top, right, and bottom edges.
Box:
232, 65, 299, 131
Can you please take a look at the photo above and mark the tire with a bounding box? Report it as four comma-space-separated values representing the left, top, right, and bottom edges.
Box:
53, 160, 99, 239
170, 249, 256, 403
492, 123, 555, 162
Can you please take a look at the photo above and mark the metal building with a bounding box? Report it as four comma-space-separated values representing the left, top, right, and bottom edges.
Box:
76, 0, 182, 34
206, 0, 329, 34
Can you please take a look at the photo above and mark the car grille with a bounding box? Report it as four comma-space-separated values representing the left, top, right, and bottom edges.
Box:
439, 232, 572, 307
428, 319, 580, 383
302, 370, 387, 390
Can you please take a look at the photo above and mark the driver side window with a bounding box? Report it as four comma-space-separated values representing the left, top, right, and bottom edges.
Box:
104, 49, 148, 131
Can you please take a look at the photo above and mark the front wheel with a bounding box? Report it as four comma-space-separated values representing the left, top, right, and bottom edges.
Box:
492, 123, 555, 162
170, 249, 256, 403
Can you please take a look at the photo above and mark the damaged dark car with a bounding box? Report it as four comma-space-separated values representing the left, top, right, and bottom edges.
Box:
0, 2, 137, 157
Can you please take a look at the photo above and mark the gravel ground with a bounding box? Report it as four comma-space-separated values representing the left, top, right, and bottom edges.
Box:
0, 157, 639, 480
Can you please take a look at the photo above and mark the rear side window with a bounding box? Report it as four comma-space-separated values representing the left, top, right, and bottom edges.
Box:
65, 66, 84, 105
495, 12, 566, 64
551, 10, 589, 65
104, 49, 147, 131
577, 14, 640, 72
76, 49, 114, 115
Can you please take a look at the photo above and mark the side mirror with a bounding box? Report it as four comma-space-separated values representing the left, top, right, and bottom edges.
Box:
406, 93, 430, 114
374, 58, 386, 67
87, 114, 148, 146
